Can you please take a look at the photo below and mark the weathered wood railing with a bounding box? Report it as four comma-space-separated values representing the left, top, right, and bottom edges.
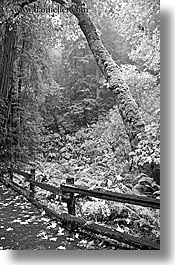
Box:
0, 166, 160, 250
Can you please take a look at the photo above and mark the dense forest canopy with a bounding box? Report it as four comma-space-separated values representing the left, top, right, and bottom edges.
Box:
0, 0, 160, 249
0, 0, 160, 177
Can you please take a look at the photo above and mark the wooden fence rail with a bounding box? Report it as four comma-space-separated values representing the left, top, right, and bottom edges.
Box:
0, 166, 160, 250
60, 184, 160, 209
8, 167, 160, 210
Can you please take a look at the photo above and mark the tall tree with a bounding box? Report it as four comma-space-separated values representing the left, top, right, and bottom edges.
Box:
2, 0, 149, 150
0, 21, 17, 100
1, 0, 147, 150
53, 0, 145, 150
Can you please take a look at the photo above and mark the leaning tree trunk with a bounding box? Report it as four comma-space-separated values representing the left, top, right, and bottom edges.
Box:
10, 0, 146, 151
9, 0, 157, 181
54, 0, 145, 150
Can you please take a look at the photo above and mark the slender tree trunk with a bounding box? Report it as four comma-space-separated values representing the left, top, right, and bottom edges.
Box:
0, 20, 17, 158
14, 38, 25, 156
83, 48, 86, 77
54, 0, 145, 150
0, 21, 17, 100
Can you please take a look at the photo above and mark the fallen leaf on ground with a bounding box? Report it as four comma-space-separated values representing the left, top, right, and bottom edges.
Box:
6, 227, 13, 231
57, 246, 66, 250
49, 237, 57, 241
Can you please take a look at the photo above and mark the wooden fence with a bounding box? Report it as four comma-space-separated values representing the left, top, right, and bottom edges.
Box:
0, 166, 160, 250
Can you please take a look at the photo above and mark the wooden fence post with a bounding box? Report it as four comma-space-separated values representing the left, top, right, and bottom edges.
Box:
66, 177, 75, 216
30, 168, 35, 197
9, 166, 13, 182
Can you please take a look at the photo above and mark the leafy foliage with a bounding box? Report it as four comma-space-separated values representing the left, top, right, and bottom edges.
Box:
133, 122, 160, 167
0, 0, 160, 248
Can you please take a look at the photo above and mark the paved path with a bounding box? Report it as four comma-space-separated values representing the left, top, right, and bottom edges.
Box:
0, 182, 86, 250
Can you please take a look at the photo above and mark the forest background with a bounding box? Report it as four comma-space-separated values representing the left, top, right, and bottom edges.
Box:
0, 0, 161, 250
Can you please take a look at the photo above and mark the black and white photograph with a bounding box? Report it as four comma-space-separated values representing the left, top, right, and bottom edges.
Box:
0, 0, 163, 253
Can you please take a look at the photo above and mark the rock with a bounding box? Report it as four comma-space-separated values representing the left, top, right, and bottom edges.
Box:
132, 173, 148, 186
138, 176, 153, 185
133, 184, 145, 193
139, 162, 160, 185
143, 184, 154, 193
152, 182, 160, 192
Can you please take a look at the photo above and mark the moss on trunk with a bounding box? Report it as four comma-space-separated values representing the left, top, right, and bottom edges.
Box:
69, 2, 145, 150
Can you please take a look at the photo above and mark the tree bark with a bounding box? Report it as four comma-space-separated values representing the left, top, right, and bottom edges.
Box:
0, 21, 17, 100
54, 0, 145, 150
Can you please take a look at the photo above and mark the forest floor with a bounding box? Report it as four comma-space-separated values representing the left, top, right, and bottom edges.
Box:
0, 182, 124, 250
0, 161, 160, 250
0, 182, 97, 250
